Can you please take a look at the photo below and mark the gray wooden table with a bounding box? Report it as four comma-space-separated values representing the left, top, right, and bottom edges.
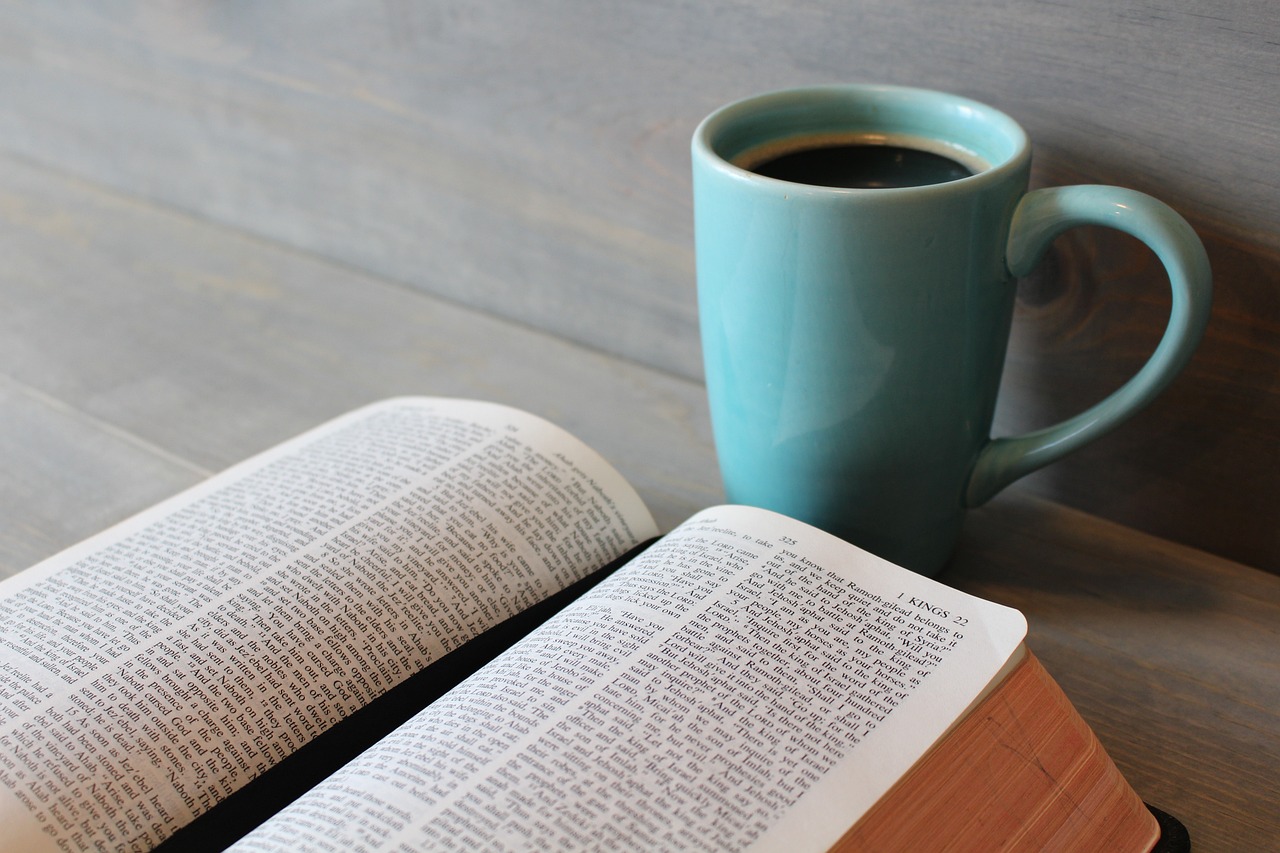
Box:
3, 148, 1276, 851
2, 3, 1279, 850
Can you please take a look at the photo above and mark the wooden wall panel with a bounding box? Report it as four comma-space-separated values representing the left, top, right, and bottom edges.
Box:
999, 182, 1280, 571
1, 1, 1276, 569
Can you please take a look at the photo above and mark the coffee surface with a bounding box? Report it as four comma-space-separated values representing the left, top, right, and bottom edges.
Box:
749, 143, 973, 189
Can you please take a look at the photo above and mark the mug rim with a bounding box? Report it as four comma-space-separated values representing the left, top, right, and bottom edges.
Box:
692, 84, 1031, 196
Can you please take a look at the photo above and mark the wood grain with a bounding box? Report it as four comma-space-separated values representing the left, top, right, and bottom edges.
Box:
0, 1, 1275, 369
0, 141, 1274, 849
0, 376, 205, 574
998, 200, 1280, 572
1, 1, 1275, 570
0, 154, 720, 578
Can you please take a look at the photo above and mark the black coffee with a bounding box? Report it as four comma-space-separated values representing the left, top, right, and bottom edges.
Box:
748, 143, 973, 189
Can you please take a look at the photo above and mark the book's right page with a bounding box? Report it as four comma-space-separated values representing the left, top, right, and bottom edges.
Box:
234, 505, 1026, 852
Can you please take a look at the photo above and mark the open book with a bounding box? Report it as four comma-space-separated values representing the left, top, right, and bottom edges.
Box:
0, 398, 1172, 851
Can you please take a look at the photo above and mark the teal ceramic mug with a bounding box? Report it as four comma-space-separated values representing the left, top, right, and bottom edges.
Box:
692, 84, 1212, 576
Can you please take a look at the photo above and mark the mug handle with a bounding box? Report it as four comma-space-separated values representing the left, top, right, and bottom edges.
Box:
964, 185, 1212, 507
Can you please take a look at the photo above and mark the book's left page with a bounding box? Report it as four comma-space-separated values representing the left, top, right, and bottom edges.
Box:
0, 397, 657, 852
